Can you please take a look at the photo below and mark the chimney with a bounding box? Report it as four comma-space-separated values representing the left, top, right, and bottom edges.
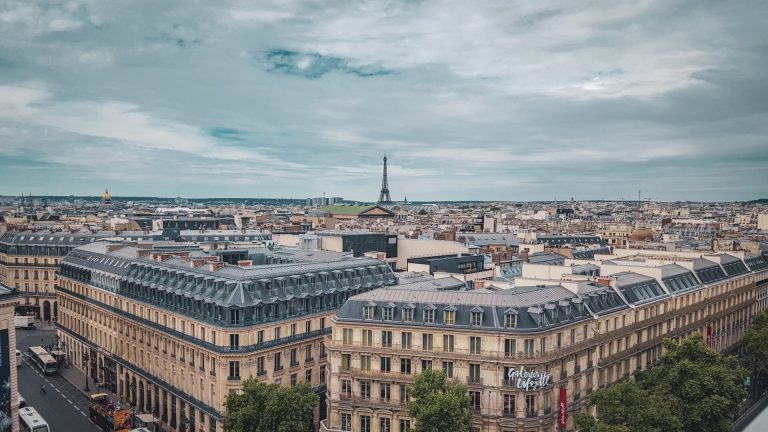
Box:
190, 259, 205, 268
520, 249, 529, 262
597, 277, 611, 287
138, 250, 152, 258
209, 261, 225, 272
237, 260, 253, 267
202, 256, 220, 263
472, 280, 485, 289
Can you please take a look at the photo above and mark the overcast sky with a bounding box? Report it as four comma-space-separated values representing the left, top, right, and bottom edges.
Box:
1, 0, 766, 202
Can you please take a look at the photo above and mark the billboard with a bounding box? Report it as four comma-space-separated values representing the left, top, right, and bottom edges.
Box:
558, 387, 567, 429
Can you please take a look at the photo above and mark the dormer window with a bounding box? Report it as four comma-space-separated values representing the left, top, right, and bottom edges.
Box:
402, 305, 414, 322
363, 305, 375, 320
423, 309, 435, 323
505, 314, 517, 329
471, 311, 483, 326
383, 305, 394, 321
443, 310, 455, 325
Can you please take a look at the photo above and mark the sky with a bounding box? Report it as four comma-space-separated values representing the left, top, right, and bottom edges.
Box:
0, 0, 766, 202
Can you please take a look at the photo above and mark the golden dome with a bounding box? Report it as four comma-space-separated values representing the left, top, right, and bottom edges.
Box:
102, 187, 111, 201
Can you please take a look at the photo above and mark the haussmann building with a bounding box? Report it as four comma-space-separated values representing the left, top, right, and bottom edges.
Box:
321, 250, 768, 432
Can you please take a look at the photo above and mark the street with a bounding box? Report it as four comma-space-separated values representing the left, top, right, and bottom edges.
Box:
16, 326, 100, 432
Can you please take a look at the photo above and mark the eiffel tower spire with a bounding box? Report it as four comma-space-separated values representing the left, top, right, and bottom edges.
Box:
377, 155, 393, 205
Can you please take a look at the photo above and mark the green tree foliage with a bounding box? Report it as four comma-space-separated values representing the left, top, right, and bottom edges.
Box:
578, 333, 747, 432
406, 369, 473, 432
741, 310, 768, 378
579, 382, 682, 432
224, 379, 318, 432
418, 209, 428, 215
636, 334, 747, 432
574, 412, 631, 432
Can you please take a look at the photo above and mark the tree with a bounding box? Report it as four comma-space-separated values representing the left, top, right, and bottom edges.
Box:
741, 310, 768, 379
576, 381, 682, 432
574, 412, 631, 432
224, 379, 319, 432
635, 334, 747, 432
418, 209, 428, 215
406, 369, 473, 432
578, 334, 747, 432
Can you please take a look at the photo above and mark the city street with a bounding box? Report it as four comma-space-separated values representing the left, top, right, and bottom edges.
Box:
16, 326, 100, 432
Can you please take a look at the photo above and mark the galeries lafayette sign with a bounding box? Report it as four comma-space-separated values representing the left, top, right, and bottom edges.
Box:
506, 368, 552, 390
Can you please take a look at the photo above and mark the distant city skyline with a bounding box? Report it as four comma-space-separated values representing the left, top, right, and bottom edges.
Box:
1, 1, 767, 201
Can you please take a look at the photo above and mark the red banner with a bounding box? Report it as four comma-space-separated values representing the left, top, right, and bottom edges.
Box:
559, 387, 567, 429
706, 325, 712, 347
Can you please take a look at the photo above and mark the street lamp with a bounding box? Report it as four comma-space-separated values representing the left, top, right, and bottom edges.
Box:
82, 352, 90, 392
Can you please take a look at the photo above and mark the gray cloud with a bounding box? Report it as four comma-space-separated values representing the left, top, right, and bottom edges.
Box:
0, 0, 766, 201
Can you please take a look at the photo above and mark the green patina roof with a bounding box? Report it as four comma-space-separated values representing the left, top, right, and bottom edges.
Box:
320, 205, 378, 215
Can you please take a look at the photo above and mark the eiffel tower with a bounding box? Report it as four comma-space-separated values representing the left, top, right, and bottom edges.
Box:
377, 155, 393, 205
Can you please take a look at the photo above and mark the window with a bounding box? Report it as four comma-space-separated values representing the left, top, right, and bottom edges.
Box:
229, 334, 240, 350
400, 358, 412, 374
363, 306, 374, 320
228, 361, 240, 379
524, 339, 534, 354
470, 391, 481, 411
320, 365, 326, 384
274, 352, 282, 371
290, 374, 297, 386
505, 312, 517, 328
525, 394, 536, 416
360, 381, 371, 400
504, 339, 517, 357
421, 359, 432, 371
341, 354, 350, 371
257, 357, 266, 376
401, 332, 412, 349
257, 330, 264, 344
274, 327, 281, 340
503, 393, 516, 417
471, 311, 483, 326
402, 308, 413, 322
469, 363, 480, 383
380, 383, 391, 401
360, 415, 371, 432
399, 419, 411, 432
305, 344, 312, 362
382, 331, 393, 348
443, 335, 454, 352
443, 361, 454, 378
341, 414, 352, 431
422, 333, 433, 351
399, 384, 409, 403
380, 418, 391, 432
540, 337, 546, 354
290, 348, 298, 366
361, 355, 371, 371
341, 379, 352, 398
362, 329, 372, 347
444, 310, 455, 325
470, 336, 481, 354
423, 309, 435, 323
383, 307, 394, 321
380, 356, 391, 372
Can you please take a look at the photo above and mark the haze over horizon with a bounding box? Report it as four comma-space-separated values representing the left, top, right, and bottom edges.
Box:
1, 0, 767, 201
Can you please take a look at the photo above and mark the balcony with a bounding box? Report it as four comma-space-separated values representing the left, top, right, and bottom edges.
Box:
466, 376, 483, 386
227, 375, 241, 381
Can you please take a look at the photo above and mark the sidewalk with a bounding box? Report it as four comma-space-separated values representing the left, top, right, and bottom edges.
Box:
57, 360, 123, 405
